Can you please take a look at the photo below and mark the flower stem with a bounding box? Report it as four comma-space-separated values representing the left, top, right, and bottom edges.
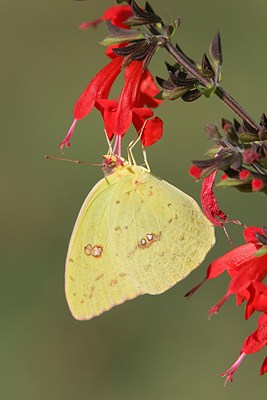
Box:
214, 86, 260, 130
161, 39, 260, 130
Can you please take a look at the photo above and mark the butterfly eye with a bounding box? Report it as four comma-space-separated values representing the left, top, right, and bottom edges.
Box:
146, 234, 153, 241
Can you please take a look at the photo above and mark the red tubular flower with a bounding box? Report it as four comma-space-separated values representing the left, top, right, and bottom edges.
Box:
185, 227, 264, 299
223, 314, 267, 383
207, 227, 266, 316
246, 281, 267, 318
260, 355, 267, 375
60, 57, 123, 151
196, 226, 267, 383
61, 5, 163, 158
239, 170, 250, 179
115, 61, 143, 136
252, 178, 264, 191
242, 149, 261, 164
124, 67, 162, 108
201, 170, 228, 226
132, 113, 163, 147
78, 5, 132, 60
189, 165, 203, 179
96, 61, 163, 150
79, 5, 132, 30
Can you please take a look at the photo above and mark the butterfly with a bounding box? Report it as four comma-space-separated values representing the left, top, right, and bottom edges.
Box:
65, 155, 215, 320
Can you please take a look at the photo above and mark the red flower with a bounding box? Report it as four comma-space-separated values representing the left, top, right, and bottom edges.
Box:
200, 170, 228, 226
95, 61, 163, 157
78, 5, 132, 60
239, 170, 250, 179
185, 227, 262, 300
187, 225, 267, 382
124, 66, 162, 108
246, 281, 267, 318
207, 227, 266, 315
60, 57, 123, 151
242, 149, 261, 164
61, 4, 163, 159
78, 5, 132, 30
252, 178, 264, 191
61, 50, 163, 157
189, 165, 202, 179
222, 314, 267, 384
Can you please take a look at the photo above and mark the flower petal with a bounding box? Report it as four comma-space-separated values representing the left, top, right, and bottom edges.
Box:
73, 57, 123, 120
206, 242, 259, 279
201, 170, 228, 226
244, 226, 264, 244
115, 61, 143, 136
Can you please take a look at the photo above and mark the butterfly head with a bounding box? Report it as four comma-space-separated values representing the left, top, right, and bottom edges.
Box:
102, 155, 128, 177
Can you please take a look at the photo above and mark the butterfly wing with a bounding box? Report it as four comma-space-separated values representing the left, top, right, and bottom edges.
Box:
65, 175, 144, 321
110, 166, 215, 295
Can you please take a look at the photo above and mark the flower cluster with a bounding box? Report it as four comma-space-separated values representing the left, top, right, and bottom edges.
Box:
60, 2, 164, 164
186, 225, 267, 383
189, 118, 267, 194
63, 0, 267, 385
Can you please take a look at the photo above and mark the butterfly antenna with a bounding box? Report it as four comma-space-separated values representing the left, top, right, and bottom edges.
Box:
45, 155, 102, 167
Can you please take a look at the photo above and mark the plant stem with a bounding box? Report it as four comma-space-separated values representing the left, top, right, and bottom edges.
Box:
162, 40, 260, 130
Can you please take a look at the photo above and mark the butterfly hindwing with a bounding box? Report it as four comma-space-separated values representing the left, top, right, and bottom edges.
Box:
111, 165, 215, 295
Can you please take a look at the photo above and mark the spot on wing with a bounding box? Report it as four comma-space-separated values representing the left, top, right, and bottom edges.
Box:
88, 286, 96, 299
109, 279, 118, 286
84, 244, 103, 258
96, 274, 104, 281
138, 232, 162, 249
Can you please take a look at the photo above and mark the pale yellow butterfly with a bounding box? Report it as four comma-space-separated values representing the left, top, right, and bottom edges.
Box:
65, 155, 215, 320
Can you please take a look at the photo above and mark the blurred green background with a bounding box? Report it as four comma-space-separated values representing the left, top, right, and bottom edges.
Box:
2, 0, 267, 398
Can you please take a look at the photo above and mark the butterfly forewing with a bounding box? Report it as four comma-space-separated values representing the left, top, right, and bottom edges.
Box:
65, 175, 143, 320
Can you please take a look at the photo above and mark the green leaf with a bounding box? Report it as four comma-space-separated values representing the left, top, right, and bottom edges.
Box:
239, 133, 260, 143
216, 178, 248, 188
204, 145, 221, 156
161, 87, 190, 100
100, 31, 145, 46
154, 91, 164, 100
199, 85, 216, 98
199, 166, 217, 179
254, 246, 267, 257
258, 158, 267, 169
209, 31, 223, 66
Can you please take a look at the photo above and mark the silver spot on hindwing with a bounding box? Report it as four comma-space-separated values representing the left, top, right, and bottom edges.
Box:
138, 232, 162, 249
84, 244, 103, 258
